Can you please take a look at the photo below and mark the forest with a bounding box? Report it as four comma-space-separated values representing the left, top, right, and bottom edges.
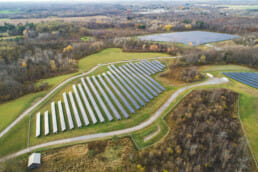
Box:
137, 89, 252, 171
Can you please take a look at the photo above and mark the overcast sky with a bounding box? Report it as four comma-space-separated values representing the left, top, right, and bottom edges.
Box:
0, 0, 257, 3
1, 0, 158, 1
0, 0, 187, 2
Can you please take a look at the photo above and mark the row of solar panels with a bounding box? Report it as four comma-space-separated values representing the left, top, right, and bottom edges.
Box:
223, 72, 258, 89
35, 60, 166, 137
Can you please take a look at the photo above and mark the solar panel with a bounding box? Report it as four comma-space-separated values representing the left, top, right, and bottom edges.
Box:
134, 63, 152, 75
151, 61, 163, 70
86, 77, 113, 121
63, 92, 74, 129
103, 72, 135, 114
36, 112, 40, 137
237, 73, 258, 84
111, 65, 148, 104
153, 60, 165, 68
127, 63, 145, 75
128, 64, 162, 93
122, 65, 154, 99
58, 101, 66, 131
223, 72, 258, 89
81, 78, 105, 123
108, 66, 145, 106
98, 74, 128, 118
228, 72, 258, 85
144, 60, 161, 72
125, 64, 158, 96
138, 61, 155, 74
107, 71, 139, 110
44, 111, 49, 136
72, 85, 90, 126
143, 74, 165, 91
92, 75, 121, 120
77, 83, 97, 124
137, 73, 162, 93
242, 72, 258, 81
141, 60, 159, 73
68, 91, 82, 128
51, 102, 58, 133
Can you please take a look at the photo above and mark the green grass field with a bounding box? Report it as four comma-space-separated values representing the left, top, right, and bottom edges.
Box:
78, 48, 169, 72
0, 9, 22, 14
0, 72, 78, 133
80, 36, 92, 42
0, 91, 46, 132
0, 35, 23, 41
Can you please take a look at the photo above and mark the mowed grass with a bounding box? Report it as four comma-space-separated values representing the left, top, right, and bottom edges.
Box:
0, 91, 46, 132
239, 94, 258, 160
0, 116, 29, 157
131, 119, 169, 150
78, 48, 170, 72
0, 72, 78, 132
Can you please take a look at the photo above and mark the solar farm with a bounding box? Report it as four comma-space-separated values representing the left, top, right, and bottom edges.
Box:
223, 72, 258, 89
35, 60, 166, 137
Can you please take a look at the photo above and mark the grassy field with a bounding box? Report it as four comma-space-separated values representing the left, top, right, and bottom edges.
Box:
80, 36, 92, 42
78, 48, 169, 72
0, 9, 22, 14
0, 35, 23, 41
0, 72, 77, 133
0, 91, 46, 132
239, 94, 258, 160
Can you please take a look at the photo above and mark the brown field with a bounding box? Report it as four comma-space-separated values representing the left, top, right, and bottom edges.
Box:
0, 16, 112, 25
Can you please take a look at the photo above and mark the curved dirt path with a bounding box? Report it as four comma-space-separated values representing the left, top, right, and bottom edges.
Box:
0, 77, 228, 162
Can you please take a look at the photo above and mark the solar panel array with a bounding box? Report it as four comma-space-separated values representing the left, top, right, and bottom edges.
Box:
35, 60, 166, 137
223, 72, 258, 89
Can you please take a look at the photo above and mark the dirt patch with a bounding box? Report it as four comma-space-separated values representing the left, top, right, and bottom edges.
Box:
0, 16, 111, 25
159, 65, 204, 86
34, 138, 138, 172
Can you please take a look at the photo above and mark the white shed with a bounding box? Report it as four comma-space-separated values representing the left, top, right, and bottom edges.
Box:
28, 153, 41, 169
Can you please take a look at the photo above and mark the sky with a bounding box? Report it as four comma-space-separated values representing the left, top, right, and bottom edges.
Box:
0, 0, 186, 2
0, 0, 257, 3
